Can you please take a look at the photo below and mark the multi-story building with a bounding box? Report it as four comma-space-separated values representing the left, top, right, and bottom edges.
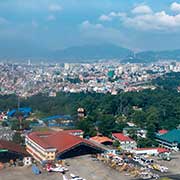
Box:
155, 129, 180, 151
25, 131, 104, 162
112, 133, 137, 151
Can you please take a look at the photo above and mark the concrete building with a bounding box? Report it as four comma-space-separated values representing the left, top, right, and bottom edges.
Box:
131, 147, 170, 156
0, 139, 28, 162
156, 129, 180, 151
112, 133, 137, 151
26, 131, 104, 162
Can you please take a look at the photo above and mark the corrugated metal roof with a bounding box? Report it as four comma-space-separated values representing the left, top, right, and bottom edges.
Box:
28, 131, 104, 154
41, 115, 72, 121
0, 139, 28, 155
157, 129, 180, 143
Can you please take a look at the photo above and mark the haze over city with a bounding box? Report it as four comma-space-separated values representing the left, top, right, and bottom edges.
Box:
1, 0, 180, 60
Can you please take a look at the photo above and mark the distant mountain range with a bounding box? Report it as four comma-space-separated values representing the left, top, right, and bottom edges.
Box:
49, 44, 134, 61
133, 50, 180, 63
1, 43, 180, 63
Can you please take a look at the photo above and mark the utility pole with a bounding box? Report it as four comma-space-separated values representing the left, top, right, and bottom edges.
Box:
17, 95, 22, 130
17, 96, 20, 110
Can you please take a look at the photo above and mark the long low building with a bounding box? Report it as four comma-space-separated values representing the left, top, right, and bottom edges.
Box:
25, 131, 104, 162
0, 139, 28, 162
131, 147, 170, 156
155, 129, 180, 151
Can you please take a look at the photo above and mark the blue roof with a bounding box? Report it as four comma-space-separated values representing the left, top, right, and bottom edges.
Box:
7, 107, 32, 117
41, 115, 72, 122
47, 122, 74, 127
156, 129, 180, 144
7, 110, 16, 117
18, 107, 32, 113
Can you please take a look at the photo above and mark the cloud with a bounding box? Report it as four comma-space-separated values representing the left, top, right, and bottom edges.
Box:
48, 4, 62, 12
99, 12, 126, 21
81, 20, 103, 29
80, 20, 128, 46
132, 5, 153, 14
98, 5, 180, 31
99, 14, 112, 21
124, 11, 180, 31
47, 15, 56, 21
171, 2, 180, 12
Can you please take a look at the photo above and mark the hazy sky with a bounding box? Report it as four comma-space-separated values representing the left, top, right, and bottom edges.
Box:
0, 0, 180, 52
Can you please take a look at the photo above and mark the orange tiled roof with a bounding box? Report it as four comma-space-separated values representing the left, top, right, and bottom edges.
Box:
90, 136, 113, 144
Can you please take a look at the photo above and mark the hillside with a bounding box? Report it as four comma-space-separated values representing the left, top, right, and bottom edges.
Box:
48, 44, 134, 61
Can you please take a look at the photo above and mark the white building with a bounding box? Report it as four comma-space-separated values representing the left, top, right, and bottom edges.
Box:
131, 147, 170, 156
112, 133, 137, 151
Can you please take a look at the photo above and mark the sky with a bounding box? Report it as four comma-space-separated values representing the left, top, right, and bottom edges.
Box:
0, 0, 180, 54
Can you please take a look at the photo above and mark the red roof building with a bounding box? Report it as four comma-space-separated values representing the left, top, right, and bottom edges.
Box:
112, 133, 137, 151
26, 131, 104, 162
112, 133, 134, 142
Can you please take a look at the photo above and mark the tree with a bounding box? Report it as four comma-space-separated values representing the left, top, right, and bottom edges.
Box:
2, 121, 8, 127
113, 140, 120, 148
131, 110, 146, 127
11, 119, 20, 131
13, 132, 24, 145
137, 138, 157, 148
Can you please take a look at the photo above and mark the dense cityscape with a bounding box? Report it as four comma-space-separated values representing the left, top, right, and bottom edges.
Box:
1, 61, 180, 97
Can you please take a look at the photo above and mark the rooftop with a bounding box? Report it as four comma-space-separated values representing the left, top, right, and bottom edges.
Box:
0, 139, 28, 155
28, 131, 104, 154
156, 129, 180, 144
90, 135, 113, 144
63, 129, 83, 134
135, 147, 170, 153
158, 129, 168, 135
112, 133, 134, 142
41, 115, 72, 122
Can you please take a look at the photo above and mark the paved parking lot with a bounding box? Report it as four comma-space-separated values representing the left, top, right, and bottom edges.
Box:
1, 154, 180, 180
155, 152, 180, 176
0, 155, 134, 180
66, 155, 133, 180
